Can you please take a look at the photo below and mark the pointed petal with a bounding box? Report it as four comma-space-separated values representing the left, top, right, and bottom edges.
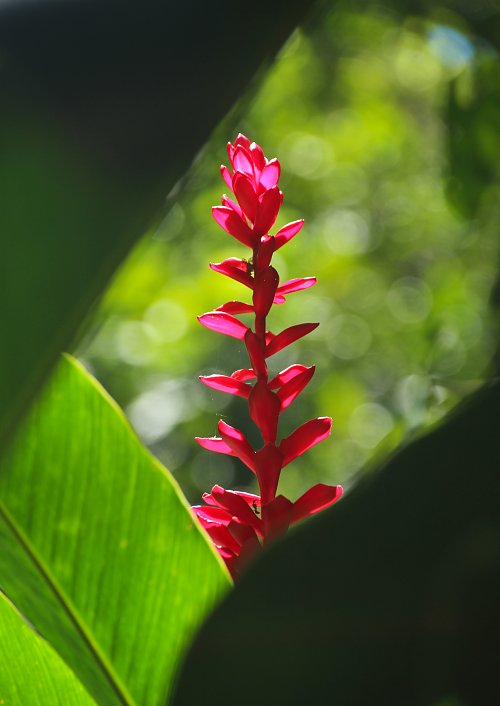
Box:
231, 368, 256, 382
233, 172, 258, 223
212, 206, 254, 248
259, 158, 281, 190
193, 505, 232, 525
254, 186, 281, 236
254, 444, 283, 505
195, 436, 234, 455
249, 381, 281, 444
233, 146, 254, 177
196, 516, 223, 530
216, 301, 254, 315
203, 494, 261, 549
274, 219, 304, 249
229, 490, 261, 509
216, 545, 238, 578
262, 495, 293, 541
220, 165, 233, 191
210, 259, 254, 289
269, 364, 310, 389
217, 546, 236, 560
276, 277, 316, 297
249, 141, 266, 170
208, 485, 263, 536
209, 525, 241, 556
199, 374, 251, 398
265, 322, 319, 357
220, 257, 248, 272
198, 312, 249, 339
221, 194, 245, 221
291, 483, 343, 524
234, 133, 251, 150
205, 524, 241, 554
201, 489, 260, 513
244, 330, 268, 379
279, 417, 332, 466
218, 421, 256, 472
200, 490, 219, 507
278, 366, 315, 410
214, 257, 248, 272
252, 266, 279, 317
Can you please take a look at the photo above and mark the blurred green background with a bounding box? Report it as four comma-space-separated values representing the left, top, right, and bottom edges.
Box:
77, 2, 500, 505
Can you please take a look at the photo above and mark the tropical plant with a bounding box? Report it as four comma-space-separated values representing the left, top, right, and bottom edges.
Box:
1, 0, 499, 705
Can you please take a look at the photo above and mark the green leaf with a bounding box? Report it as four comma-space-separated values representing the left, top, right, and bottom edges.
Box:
0, 0, 307, 453
172, 380, 500, 706
0, 592, 97, 706
0, 355, 230, 706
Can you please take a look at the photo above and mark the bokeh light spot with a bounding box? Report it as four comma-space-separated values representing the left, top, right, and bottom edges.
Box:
387, 277, 433, 324
284, 133, 333, 179
321, 208, 371, 255
428, 26, 473, 73
127, 380, 199, 443
349, 403, 394, 449
326, 314, 372, 360
116, 321, 157, 366
144, 298, 188, 343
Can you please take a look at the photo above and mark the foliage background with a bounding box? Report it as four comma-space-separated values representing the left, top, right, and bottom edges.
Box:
0, 0, 498, 704
78, 2, 499, 505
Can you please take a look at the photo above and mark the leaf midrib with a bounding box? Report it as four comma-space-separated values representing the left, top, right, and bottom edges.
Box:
0, 498, 136, 706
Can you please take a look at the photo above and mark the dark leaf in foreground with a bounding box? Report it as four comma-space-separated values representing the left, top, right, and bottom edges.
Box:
0, 0, 307, 454
173, 379, 500, 706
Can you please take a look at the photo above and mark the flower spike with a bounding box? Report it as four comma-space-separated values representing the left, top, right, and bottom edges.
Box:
194, 135, 342, 578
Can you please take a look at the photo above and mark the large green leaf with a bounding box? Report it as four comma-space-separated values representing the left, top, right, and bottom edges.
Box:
0, 0, 307, 453
0, 592, 96, 706
0, 355, 230, 706
172, 379, 500, 706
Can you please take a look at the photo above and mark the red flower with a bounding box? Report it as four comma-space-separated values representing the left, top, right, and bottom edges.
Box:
193, 482, 342, 579
194, 135, 342, 578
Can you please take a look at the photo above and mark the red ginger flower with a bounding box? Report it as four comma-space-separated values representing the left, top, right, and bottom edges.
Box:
194, 134, 342, 579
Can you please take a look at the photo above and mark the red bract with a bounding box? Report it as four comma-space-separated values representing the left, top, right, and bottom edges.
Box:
194, 134, 342, 579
